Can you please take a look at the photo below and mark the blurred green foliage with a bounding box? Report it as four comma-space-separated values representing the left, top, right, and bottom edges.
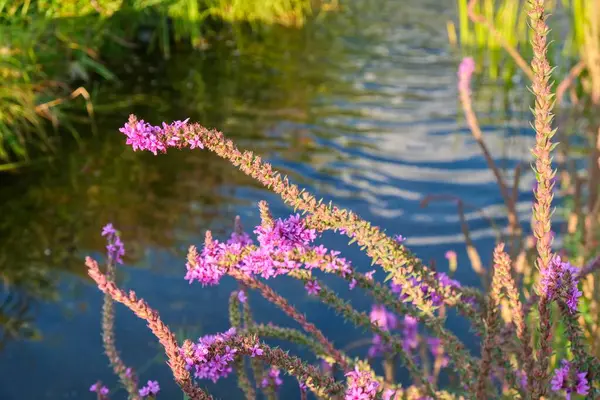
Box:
0, 0, 336, 168
451, 0, 596, 87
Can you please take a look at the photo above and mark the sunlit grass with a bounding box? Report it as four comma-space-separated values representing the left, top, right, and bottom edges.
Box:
450, 0, 598, 86
0, 0, 335, 167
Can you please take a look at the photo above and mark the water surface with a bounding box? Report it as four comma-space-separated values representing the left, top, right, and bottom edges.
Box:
0, 1, 549, 398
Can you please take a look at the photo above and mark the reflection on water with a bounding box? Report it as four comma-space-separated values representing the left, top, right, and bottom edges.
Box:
0, 1, 582, 399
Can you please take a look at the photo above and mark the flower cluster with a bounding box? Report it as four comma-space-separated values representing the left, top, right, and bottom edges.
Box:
183, 328, 239, 383
368, 334, 388, 358
540, 256, 582, 313
185, 214, 353, 287
394, 235, 406, 243
369, 305, 398, 331
390, 272, 465, 307
101, 223, 125, 264
367, 304, 450, 377
139, 380, 160, 398
550, 359, 589, 399
344, 366, 380, 400
305, 280, 321, 295
119, 116, 192, 155
368, 305, 398, 358
255, 214, 317, 251
184, 239, 229, 286
89, 382, 109, 399
401, 315, 419, 353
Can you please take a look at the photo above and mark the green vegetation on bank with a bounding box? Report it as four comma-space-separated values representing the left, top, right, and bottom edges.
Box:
451, 0, 598, 89
0, 0, 337, 169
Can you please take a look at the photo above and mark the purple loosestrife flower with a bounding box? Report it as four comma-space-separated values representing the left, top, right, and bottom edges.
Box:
227, 232, 253, 247
540, 255, 582, 313
394, 235, 406, 243
305, 280, 321, 296
551, 362, 568, 391
184, 328, 239, 383
516, 370, 528, 389
101, 223, 116, 237
119, 116, 191, 155
240, 214, 321, 279
261, 367, 283, 389
437, 272, 461, 289
392, 271, 460, 307
349, 278, 357, 290
186, 214, 355, 285
184, 240, 228, 286
575, 373, 591, 396
237, 290, 247, 303
367, 334, 391, 358
299, 380, 308, 393
369, 305, 397, 331
255, 214, 316, 252
390, 282, 408, 300
344, 367, 380, 400
89, 383, 109, 399
139, 380, 160, 398
250, 344, 263, 357
551, 359, 589, 399
101, 223, 125, 264
383, 389, 396, 400
426, 337, 449, 368
401, 315, 419, 353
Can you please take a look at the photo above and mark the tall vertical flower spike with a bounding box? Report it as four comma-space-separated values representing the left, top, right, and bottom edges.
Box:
99, 224, 141, 399
528, 1, 558, 397
457, 57, 520, 237
475, 244, 505, 398
85, 257, 212, 400
492, 243, 534, 390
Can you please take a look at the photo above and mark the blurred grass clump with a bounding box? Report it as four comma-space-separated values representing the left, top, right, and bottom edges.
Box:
449, 0, 600, 373
0, 0, 336, 170
449, 0, 600, 93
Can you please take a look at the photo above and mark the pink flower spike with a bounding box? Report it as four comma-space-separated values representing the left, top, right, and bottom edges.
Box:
457, 57, 476, 94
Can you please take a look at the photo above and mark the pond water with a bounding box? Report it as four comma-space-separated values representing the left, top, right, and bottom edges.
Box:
0, 1, 548, 399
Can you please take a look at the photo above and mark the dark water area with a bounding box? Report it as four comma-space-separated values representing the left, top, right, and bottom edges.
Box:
0, 1, 575, 399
